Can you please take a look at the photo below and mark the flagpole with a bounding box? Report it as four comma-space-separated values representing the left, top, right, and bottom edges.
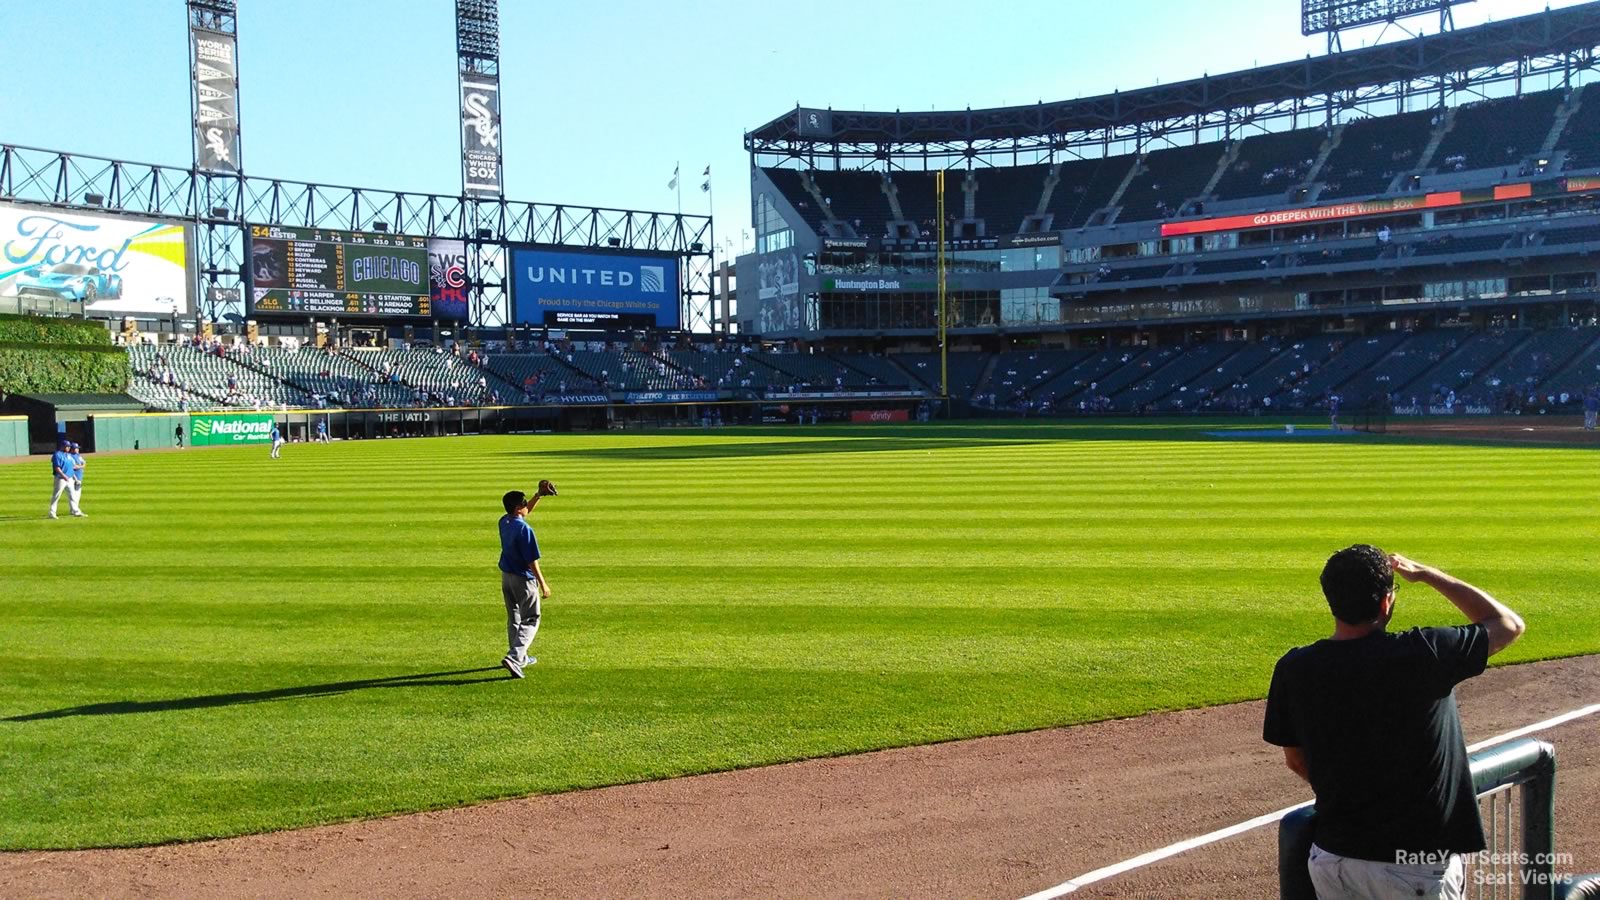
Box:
676, 159, 682, 215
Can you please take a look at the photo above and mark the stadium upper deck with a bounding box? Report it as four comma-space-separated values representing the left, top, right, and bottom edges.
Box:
736, 2, 1600, 346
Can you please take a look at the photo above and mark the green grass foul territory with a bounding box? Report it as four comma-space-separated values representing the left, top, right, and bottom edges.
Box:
1, 423, 1595, 848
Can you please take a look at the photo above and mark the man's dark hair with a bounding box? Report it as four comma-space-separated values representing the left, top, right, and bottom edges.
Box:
1321, 544, 1394, 625
502, 490, 527, 515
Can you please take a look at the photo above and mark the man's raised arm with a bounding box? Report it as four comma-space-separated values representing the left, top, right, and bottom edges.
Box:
1391, 554, 1526, 656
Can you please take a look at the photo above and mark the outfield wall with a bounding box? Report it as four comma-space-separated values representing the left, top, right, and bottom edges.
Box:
0, 415, 27, 458
91, 413, 189, 452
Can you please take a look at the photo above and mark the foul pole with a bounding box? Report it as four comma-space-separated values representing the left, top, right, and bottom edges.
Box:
936, 170, 948, 407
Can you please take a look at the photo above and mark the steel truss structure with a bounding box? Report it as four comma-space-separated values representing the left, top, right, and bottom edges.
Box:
747, 2, 1600, 171
0, 144, 715, 330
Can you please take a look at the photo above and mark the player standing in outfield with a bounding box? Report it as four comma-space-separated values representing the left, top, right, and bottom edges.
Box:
46, 439, 83, 519
175, 423, 185, 448
1264, 546, 1525, 900
1327, 393, 1342, 431
269, 422, 284, 458
70, 443, 86, 513
496, 481, 556, 678
316, 419, 330, 443
1584, 386, 1598, 431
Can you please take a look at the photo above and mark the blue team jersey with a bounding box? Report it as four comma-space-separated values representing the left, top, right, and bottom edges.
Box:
51, 450, 73, 481
270, 425, 281, 441
72, 454, 85, 481
498, 514, 541, 577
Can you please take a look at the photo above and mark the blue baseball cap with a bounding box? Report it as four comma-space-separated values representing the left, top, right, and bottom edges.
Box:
68, 442, 79, 450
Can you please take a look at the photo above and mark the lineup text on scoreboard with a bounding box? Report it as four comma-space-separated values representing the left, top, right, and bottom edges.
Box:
246, 224, 432, 317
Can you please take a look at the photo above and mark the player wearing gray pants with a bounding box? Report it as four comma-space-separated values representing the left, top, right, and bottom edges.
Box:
496, 482, 555, 679
46, 440, 83, 519
502, 570, 541, 670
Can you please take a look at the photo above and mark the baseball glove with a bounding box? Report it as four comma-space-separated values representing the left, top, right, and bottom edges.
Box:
537, 479, 559, 497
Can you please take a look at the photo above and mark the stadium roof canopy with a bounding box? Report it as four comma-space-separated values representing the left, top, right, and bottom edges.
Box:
747, 2, 1600, 152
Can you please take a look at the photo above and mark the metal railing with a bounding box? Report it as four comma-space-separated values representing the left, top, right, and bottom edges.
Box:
1279, 738, 1561, 900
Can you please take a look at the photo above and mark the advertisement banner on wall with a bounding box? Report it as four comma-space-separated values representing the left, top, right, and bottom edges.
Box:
191, 27, 242, 174
510, 247, 680, 328
427, 238, 470, 321
850, 409, 911, 423
0, 204, 192, 317
189, 413, 274, 445
460, 77, 503, 197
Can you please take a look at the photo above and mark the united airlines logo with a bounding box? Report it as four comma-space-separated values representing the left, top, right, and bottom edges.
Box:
640, 265, 666, 293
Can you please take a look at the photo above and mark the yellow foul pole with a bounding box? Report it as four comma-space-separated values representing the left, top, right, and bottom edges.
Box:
936, 170, 948, 405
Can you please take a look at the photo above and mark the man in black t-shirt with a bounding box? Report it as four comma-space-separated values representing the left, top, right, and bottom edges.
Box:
1264, 545, 1525, 900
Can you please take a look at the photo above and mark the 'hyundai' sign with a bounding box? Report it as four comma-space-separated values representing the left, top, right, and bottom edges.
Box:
510, 247, 680, 329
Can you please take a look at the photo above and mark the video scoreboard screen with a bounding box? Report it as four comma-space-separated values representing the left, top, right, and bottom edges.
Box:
247, 224, 431, 317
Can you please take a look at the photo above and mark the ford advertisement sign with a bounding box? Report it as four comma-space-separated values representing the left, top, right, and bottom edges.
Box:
0, 204, 192, 318
510, 247, 680, 329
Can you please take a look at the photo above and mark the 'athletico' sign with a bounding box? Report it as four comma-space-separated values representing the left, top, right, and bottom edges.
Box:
624, 390, 719, 404
190, 413, 274, 445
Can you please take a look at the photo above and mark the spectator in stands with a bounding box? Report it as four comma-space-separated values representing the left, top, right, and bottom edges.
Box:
1265, 547, 1524, 900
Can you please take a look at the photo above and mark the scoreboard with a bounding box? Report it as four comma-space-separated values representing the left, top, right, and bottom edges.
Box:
247, 224, 431, 317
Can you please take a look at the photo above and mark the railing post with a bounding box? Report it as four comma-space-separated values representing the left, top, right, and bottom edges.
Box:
1522, 744, 1557, 900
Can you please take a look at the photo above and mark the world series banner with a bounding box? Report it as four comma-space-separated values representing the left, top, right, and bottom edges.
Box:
460, 77, 503, 197
191, 27, 242, 174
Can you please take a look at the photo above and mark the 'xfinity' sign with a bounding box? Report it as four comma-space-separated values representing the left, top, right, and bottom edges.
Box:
510, 247, 680, 329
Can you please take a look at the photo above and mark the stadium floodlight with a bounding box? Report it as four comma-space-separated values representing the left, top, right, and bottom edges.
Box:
372, 222, 390, 233
607, 238, 621, 247
476, 228, 493, 239
83, 193, 104, 207
1302, 0, 1472, 37
455, 0, 499, 60
210, 206, 230, 218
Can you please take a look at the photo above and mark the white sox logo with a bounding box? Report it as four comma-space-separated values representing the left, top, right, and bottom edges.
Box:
463, 91, 498, 149
204, 127, 232, 163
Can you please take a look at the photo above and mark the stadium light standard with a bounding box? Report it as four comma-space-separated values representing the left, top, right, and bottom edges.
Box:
935, 169, 948, 409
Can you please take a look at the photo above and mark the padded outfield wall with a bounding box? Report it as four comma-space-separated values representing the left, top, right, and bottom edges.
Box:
0, 415, 27, 457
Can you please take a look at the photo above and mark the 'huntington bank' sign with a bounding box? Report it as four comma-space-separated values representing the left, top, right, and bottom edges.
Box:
190, 413, 274, 445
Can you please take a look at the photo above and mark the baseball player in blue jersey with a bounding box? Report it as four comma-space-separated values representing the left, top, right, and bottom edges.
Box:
70, 443, 86, 512
496, 480, 557, 678
47, 440, 83, 519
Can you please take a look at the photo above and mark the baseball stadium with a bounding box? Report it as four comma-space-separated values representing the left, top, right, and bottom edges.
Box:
2, 0, 1599, 897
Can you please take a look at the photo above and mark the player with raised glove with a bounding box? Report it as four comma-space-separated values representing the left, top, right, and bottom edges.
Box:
495, 482, 557, 679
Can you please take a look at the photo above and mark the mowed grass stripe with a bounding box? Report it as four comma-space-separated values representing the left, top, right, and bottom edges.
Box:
0, 423, 1595, 847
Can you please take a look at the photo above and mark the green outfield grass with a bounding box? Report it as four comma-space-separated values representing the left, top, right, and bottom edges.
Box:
1, 422, 1595, 848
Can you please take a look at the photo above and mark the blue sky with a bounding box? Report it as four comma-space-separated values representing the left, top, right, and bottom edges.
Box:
1, 0, 1582, 261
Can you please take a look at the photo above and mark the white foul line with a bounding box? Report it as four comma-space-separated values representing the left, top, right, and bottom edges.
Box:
1018, 702, 1600, 900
